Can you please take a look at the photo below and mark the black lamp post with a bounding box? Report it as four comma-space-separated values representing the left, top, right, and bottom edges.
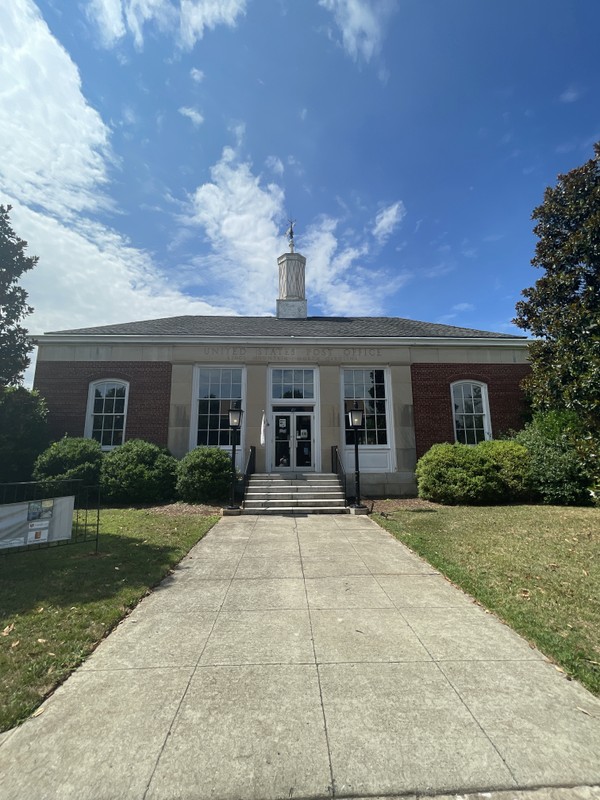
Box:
348, 401, 365, 508
228, 405, 243, 509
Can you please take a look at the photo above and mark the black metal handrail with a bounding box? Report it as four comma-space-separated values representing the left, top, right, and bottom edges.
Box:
331, 446, 349, 504
242, 446, 256, 502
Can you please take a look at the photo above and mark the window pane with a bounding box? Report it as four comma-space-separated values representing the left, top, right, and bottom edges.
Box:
343, 369, 388, 447
453, 383, 489, 445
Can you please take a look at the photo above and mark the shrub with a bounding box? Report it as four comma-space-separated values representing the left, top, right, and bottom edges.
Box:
0, 386, 49, 482
416, 442, 504, 505
514, 412, 595, 505
477, 439, 532, 501
33, 436, 103, 490
416, 440, 531, 505
176, 446, 232, 503
101, 439, 177, 505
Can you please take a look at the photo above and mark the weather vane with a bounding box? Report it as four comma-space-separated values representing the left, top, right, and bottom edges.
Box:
286, 218, 296, 253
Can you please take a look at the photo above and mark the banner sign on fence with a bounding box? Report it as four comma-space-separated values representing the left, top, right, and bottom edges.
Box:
0, 496, 75, 549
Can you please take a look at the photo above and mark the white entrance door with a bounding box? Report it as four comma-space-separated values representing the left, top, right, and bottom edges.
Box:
273, 412, 314, 471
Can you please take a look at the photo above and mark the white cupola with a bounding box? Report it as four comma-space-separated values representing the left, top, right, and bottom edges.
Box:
276, 222, 307, 319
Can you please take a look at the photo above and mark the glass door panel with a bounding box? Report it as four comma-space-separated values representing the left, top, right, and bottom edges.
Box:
274, 414, 291, 468
295, 415, 312, 468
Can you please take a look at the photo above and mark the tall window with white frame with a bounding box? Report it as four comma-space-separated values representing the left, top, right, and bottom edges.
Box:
451, 381, 491, 444
196, 368, 243, 446
86, 380, 128, 449
343, 369, 388, 445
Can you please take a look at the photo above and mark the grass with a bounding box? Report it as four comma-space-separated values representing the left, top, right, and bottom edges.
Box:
0, 506, 218, 732
374, 504, 600, 696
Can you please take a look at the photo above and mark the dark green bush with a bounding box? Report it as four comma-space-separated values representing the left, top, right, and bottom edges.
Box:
477, 439, 532, 501
176, 446, 232, 503
514, 412, 595, 506
416, 440, 531, 505
0, 386, 49, 482
33, 436, 103, 490
416, 443, 503, 505
101, 439, 177, 505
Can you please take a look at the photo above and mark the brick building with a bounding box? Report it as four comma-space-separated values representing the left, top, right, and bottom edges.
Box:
33, 247, 530, 496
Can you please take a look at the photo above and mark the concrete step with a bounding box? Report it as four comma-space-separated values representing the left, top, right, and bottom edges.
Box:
244, 498, 346, 509
242, 506, 349, 516
243, 473, 347, 515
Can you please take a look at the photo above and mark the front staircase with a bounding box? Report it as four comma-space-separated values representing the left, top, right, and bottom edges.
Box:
243, 473, 348, 515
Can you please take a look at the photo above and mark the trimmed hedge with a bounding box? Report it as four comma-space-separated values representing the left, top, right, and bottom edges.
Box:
101, 439, 177, 505
176, 446, 232, 503
33, 437, 103, 490
416, 440, 530, 505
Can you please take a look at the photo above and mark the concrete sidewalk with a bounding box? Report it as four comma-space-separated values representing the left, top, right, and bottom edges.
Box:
1, 514, 599, 800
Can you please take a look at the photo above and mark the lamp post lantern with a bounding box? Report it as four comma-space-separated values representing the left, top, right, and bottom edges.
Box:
348, 401, 365, 508
228, 405, 243, 509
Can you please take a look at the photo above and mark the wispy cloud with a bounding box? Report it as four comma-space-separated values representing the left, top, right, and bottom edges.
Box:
319, 0, 397, 63
372, 200, 405, 244
185, 139, 409, 316
190, 67, 205, 82
1, 0, 237, 378
179, 106, 204, 126
266, 155, 284, 176
559, 85, 583, 103
86, 0, 247, 50
186, 143, 285, 313
303, 216, 410, 315
0, 0, 112, 219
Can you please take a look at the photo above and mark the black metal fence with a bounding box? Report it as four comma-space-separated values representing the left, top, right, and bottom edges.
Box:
0, 480, 100, 555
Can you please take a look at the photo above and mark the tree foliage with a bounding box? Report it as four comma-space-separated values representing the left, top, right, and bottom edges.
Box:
0, 205, 37, 385
0, 386, 49, 482
514, 143, 600, 433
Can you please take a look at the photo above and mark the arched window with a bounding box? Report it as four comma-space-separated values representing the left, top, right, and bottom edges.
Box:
451, 381, 491, 444
85, 379, 129, 449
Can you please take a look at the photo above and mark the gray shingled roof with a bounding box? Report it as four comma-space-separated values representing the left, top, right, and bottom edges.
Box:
45, 315, 525, 339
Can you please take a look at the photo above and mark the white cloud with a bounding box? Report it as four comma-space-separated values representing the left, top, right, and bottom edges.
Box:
372, 200, 405, 244
179, 106, 204, 126
319, 0, 397, 63
186, 145, 409, 316
265, 155, 284, 176
0, 0, 112, 218
299, 107, 308, 121
303, 216, 410, 316
86, 0, 247, 50
86, 0, 126, 46
186, 146, 286, 313
452, 302, 474, 312
180, 0, 248, 49
190, 67, 205, 82
0, 0, 237, 387
559, 85, 583, 103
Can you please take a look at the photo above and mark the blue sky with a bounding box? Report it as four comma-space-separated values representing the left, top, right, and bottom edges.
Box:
1, 0, 599, 382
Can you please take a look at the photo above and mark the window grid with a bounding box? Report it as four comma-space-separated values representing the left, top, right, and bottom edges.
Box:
91, 382, 127, 448
452, 382, 488, 445
271, 369, 314, 400
343, 369, 388, 445
197, 368, 243, 446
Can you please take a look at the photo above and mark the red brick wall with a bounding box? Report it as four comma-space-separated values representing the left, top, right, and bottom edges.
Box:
411, 363, 531, 459
34, 361, 172, 447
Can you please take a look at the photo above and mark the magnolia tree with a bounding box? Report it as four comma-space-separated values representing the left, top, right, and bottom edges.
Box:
514, 143, 600, 436
0, 204, 37, 385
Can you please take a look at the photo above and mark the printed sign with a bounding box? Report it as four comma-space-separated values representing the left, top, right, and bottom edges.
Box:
0, 497, 75, 550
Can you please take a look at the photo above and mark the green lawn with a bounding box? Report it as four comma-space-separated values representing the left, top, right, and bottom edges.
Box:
375, 504, 600, 696
0, 506, 218, 732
